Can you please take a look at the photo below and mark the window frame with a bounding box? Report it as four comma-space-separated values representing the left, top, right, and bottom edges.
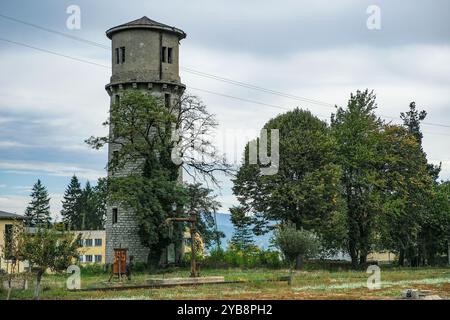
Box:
115, 48, 120, 64
120, 47, 126, 63
161, 46, 167, 63
112, 208, 118, 224
168, 47, 173, 64
84, 239, 93, 247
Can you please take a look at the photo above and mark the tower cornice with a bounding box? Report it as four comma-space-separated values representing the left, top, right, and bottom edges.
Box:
106, 16, 186, 40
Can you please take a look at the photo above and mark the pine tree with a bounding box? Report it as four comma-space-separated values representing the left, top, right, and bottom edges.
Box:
25, 179, 51, 227
230, 206, 255, 250
78, 179, 107, 230
80, 181, 93, 230
91, 178, 107, 230
60, 175, 83, 230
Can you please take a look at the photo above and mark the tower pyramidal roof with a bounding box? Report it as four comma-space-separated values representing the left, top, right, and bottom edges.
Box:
106, 16, 186, 39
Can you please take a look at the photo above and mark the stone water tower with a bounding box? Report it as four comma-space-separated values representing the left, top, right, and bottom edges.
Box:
104, 17, 186, 264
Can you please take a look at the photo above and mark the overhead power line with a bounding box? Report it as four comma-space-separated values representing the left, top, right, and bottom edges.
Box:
0, 13, 110, 49
3, 36, 450, 139
0, 37, 110, 68
1, 12, 450, 129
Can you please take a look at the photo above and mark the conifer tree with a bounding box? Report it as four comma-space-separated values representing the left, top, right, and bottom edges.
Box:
60, 175, 83, 230
25, 179, 51, 227
230, 206, 255, 250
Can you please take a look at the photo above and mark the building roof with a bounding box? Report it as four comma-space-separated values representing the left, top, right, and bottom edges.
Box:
0, 210, 27, 220
106, 16, 186, 40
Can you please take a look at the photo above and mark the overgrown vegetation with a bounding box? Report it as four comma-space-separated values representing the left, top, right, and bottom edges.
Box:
232, 90, 450, 268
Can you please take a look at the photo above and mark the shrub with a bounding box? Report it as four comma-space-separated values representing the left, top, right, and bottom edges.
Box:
80, 264, 105, 275
201, 247, 283, 269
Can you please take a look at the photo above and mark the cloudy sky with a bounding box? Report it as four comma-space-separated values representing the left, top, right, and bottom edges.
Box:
0, 0, 449, 219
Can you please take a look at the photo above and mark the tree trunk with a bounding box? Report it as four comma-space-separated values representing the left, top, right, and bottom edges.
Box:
33, 270, 44, 300
295, 255, 304, 270
398, 249, 405, 266
288, 267, 294, 286
349, 242, 358, 269
359, 252, 367, 266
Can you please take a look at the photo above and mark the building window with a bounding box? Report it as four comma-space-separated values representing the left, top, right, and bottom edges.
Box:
165, 93, 171, 108
161, 46, 167, 63
85, 239, 93, 247
77, 239, 83, 247
168, 47, 173, 64
115, 48, 120, 64
95, 255, 102, 263
161, 47, 173, 64
112, 208, 118, 224
85, 255, 93, 263
79, 255, 84, 263
95, 239, 102, 247
121, 47, 126, 63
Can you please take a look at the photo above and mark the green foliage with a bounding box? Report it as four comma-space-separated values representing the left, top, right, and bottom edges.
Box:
61, 175, 83, 230
274, 223, 320, 267
109, 173, 185, 267
232, 108, 344, 248
80, 263, 105, 275
61, 176, 107, 231
331, 89, 386, 267
19, 227, 81, 272
87, 91, 230, 266
230, 206, 255, 250
80, 179, 107, 230
184, 183, 225, 249
18, 227, 81, 299
195, 247, 283, 269
25, 179, 51, 227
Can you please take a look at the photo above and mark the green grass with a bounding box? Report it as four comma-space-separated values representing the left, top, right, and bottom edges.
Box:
1, 266, 448, 300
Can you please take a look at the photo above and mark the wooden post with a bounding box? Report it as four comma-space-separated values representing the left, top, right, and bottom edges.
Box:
166, 212, 200, 278
190, 214, 198, 278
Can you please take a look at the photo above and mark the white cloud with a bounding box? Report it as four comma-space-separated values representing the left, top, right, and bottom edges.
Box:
0, 161, 105, 181
0, 193, 63, 220
0, 140, 31, 148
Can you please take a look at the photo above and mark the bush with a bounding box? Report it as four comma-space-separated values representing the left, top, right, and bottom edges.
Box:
274, 223, 320, 269
80, 264, 105, 275
199, 247, 284, 269
132, 262, 148, 272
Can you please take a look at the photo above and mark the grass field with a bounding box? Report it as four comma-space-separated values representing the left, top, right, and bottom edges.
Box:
1, 267, 448, 300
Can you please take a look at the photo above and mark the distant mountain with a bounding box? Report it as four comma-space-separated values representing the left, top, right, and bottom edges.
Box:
213, 212, 273, 250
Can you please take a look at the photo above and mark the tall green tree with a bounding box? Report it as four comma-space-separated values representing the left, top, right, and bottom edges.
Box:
397, 101, 445, 265
420, 181, 450, 265
232, 108, 344, 250
184, 183, 224, 250
87, 91, 230, 266
377, 124, 433, 265
87, 178, 108, 230
60, 175, 83, 230
25, 179, 51, 227
230, 206, 255, 250
331, 90, 385, 267
400, 101, 441, 180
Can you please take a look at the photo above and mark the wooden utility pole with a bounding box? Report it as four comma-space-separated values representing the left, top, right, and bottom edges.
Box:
166, 212, 199, 277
